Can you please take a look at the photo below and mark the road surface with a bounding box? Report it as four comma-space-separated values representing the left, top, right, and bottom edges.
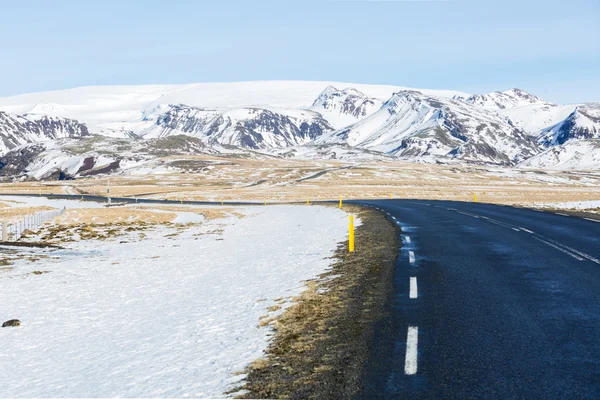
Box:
355, 200, 600, 399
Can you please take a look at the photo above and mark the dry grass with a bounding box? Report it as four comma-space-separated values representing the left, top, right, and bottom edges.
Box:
0, 206, 54, 222
134, 206, 246, 221
236, 206, 398, 399
36, 220, 152, 243
54, 208, 178, 226
2, 158, 598, 206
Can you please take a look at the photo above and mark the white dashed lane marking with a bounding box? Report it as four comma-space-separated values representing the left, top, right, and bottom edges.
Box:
405, 236, 411, 243
409, 251, 416, 264
404, 326, 419, 375
410, 277, 418, 299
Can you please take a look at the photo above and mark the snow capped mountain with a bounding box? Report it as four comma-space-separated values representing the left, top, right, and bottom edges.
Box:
309, 86, 382, 129
142, 104, 221, 138
142, 104, 333, 149
538, 103, 600, 146
317, 90, 540, 165
200, 108, 332, 149
0, 81, 597, 174
0, 135, 216, 180
460, 88, 581, 138
520, 139, 600, 170
0, 81, 468, 135
499, 103, 577, 135
464, 88, 547, 110
0, 112, 89, 155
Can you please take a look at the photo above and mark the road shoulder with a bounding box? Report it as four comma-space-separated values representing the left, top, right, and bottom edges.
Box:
236, 205, 399, 399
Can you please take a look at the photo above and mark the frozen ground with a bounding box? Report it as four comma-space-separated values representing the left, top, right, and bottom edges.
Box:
0, 198, 350, 397
535, 199, 600, 212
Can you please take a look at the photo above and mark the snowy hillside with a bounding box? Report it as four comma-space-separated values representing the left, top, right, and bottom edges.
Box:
463, 88, 547, 110
0, 135, 217, 180
0, 81, 468, 135
316, 90, 540, 165
499, 103, 577, 135
459, 88, 578, 136
143, 104, 333, 149
0, 81, 598, 173
520, 139, 600, 170
0, 111, 89, 154
265, 143, 390, 161
309, 86, 382, 129
538, 103, 600, 146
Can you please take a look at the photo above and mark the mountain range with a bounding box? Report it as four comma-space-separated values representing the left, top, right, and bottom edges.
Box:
0, 81, 597, 180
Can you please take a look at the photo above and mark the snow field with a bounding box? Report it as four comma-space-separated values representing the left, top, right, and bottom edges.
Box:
0, 201, 351, 397
535, 199, 600, 211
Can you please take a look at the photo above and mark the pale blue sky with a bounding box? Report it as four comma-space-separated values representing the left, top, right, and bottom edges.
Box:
1, 0, 598, 103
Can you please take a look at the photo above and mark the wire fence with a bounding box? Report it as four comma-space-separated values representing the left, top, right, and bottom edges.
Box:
1, 207, 66, 242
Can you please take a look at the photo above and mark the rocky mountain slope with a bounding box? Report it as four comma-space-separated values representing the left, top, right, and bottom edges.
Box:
309, 86, 382, 129
0, 81, 597, 176
463, 88, 547, 110
0, 135, 218, 180
316, 90, 540, 165
142, 105, 333, 149
538, 103, 600, 146
0, 112, 89, 154
498, 102, 577, 135
520, 139, 600, 170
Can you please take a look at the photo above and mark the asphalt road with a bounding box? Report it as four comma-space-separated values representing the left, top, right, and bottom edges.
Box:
354, 200, 600, 399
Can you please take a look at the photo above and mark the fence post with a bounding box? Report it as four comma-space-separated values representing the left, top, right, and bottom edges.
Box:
349, 216, 355, 253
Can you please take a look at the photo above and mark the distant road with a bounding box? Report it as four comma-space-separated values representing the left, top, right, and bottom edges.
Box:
355, 200, 600, 399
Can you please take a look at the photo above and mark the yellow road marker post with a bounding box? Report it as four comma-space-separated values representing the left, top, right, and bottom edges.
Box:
339, 196, 343, 209
307, 198, 310, 205
474, 193, 477, 202
349, 215, 355, 253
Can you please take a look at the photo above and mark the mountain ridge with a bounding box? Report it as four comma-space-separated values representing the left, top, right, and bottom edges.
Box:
0, 81, 598, 177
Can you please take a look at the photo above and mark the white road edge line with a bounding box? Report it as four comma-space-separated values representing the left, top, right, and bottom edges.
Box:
555, 213, 569, 216
585, 218, 600, 223
410, 277, 418, 299
409, 251, 416, 264
404, 326, 419, 375
520, 227, 534, 234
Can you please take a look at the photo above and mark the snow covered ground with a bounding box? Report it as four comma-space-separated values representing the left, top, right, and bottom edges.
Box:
535, 199, 600, 212
0, 198, 350, 397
